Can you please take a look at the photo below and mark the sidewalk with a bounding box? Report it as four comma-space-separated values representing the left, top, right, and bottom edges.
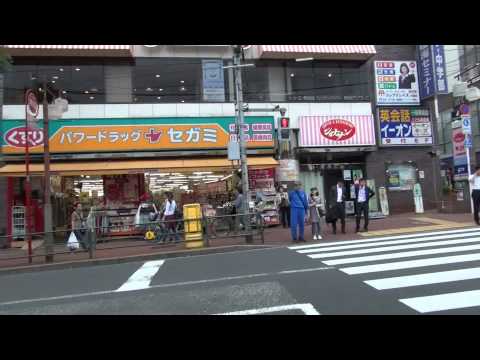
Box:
0, 210, 476, 272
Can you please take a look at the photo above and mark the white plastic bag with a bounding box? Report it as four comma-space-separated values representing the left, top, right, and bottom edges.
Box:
67, 232, 80, 250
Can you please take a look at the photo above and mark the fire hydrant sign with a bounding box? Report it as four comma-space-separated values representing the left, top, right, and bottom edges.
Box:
1, 116, 275, 154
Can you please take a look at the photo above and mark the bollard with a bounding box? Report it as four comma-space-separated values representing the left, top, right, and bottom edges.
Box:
183, 204, 203, 249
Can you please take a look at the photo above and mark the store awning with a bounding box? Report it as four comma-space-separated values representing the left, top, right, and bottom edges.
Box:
0, 157, 278, 177
2, 45, 133, 57
254, 45, 376, 60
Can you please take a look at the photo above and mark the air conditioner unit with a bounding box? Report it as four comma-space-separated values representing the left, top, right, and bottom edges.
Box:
466, 86, 480, 102
453, 82, 468, 97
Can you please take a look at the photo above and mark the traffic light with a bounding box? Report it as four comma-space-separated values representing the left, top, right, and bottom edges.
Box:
279, 117, 290, 141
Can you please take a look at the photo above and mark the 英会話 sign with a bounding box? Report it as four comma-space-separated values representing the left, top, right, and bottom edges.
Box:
378, 108, 432, 146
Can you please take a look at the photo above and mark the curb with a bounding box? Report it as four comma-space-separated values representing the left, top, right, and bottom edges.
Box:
0, 244, 276, 276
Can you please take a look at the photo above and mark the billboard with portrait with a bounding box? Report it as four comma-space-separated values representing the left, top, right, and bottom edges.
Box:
374, 61, 420, 106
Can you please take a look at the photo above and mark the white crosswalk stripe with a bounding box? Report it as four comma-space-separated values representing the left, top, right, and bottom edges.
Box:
288, 227, 480, 313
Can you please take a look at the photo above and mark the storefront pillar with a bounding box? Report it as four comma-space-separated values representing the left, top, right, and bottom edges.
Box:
6, 177, 14, 248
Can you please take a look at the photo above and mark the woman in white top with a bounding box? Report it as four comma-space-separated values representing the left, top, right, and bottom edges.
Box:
469, 166, 480, 225
163, 192, 180, 243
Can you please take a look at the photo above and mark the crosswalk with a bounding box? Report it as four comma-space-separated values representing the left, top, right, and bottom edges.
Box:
288, 227, 480, 313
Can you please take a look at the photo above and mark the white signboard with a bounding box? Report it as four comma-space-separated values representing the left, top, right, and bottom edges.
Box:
277, 159, 299, 182
374, 61, 420, 106
202, 59, 225, 102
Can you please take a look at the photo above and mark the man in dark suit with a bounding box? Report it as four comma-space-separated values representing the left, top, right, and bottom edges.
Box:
328, 180, 347, 234
354, 178, 375, 233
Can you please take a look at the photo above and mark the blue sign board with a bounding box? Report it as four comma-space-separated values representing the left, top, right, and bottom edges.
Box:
418, 45, 449, 100
418, 45, 434, 99
432, 45, 448, 95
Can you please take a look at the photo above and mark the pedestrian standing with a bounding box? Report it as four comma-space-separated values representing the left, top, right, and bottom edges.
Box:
354, 178, 375, 233
277, 186, 290, 228
469, 166, 480, 225
234, 188, 246, 233
163, 192, 179, 243
289, 181, 309, 243
71, 203, 88, 250
309, 188, 323, 240
328, 181, 346, 234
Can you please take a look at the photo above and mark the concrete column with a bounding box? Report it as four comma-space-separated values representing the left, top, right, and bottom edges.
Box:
105, 65, 132, 103
227, 60, 235, 102
268, 65, 286, 102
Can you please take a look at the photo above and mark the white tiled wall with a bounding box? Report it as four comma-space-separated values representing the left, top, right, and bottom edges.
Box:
2, 102, 373, 128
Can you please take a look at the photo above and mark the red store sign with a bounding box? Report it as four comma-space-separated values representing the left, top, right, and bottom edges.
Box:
299, 115, 376, 147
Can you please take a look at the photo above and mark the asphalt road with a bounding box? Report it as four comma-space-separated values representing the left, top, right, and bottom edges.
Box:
2, 227, 480, 315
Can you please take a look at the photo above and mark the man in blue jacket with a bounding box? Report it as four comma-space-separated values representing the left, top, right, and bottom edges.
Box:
289, 181, 309, 243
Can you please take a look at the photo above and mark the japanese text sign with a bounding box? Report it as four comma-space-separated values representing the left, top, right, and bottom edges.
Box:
1, 116, 274, 154
378, 108, 432, 146
374, 61, 420, 106
418, 45, 449, 100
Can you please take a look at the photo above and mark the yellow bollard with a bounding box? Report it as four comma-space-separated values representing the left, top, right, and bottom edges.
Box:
183, 204, 204, 249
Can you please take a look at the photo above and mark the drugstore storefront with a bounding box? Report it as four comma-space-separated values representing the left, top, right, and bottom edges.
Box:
0, 116, 277, 241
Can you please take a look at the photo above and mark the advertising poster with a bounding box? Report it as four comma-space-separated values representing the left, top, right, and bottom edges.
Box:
378, 187, 389, 216
367, 179, 379, 212
452, 125, 469, 180
277, 159, 300, 182
1, 116, 275, 154
374, 61, 420, 106
249, 169, 275, 191
343, 170, 352, 181
378, 108, 433, 146
202, 59, 225, 102
389, 170, 401, 188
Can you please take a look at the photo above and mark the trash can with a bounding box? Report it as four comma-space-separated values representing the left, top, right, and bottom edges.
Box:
183, 204, 203, 249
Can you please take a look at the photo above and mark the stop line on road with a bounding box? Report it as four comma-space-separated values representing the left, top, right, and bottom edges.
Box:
288, 227, 480, 313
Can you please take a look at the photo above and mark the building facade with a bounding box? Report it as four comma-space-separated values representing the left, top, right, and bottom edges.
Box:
0, 44, 449, 240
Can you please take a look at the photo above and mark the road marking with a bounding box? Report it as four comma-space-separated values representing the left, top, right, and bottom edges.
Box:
323, 243, 480, 266
116, 260, 165, 292
340, 252, 480, 275
288, 227, 480, 250
216, 303, 320, 315
0, 266, 332, 308
399, 289, 480, 313
309, 238, 480, 260
279, 267, 333, 274
297, 232, 480, 254
365, 267, 480, 290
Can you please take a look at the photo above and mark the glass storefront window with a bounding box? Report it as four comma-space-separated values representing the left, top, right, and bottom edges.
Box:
3, 59, 106, 104
242, 62, 271, 102
386, 163, 418, 191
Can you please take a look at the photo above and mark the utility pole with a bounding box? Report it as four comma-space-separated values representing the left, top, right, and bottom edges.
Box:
24, 90, 33, 263
42, 78, 54, 262
233, 45, 252, 243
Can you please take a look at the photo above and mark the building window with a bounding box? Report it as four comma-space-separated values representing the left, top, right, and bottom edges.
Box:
132, 58, 230, 103
3, 58, 106, 104
288, 60, 370, 102
386, 163, 418, 191
242, 61, 270, 102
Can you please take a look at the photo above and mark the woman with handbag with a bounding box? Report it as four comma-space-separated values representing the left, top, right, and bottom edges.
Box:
277, 186, 290, 228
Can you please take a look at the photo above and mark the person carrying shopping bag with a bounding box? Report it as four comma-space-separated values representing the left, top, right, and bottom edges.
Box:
71, 203, 88, 250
